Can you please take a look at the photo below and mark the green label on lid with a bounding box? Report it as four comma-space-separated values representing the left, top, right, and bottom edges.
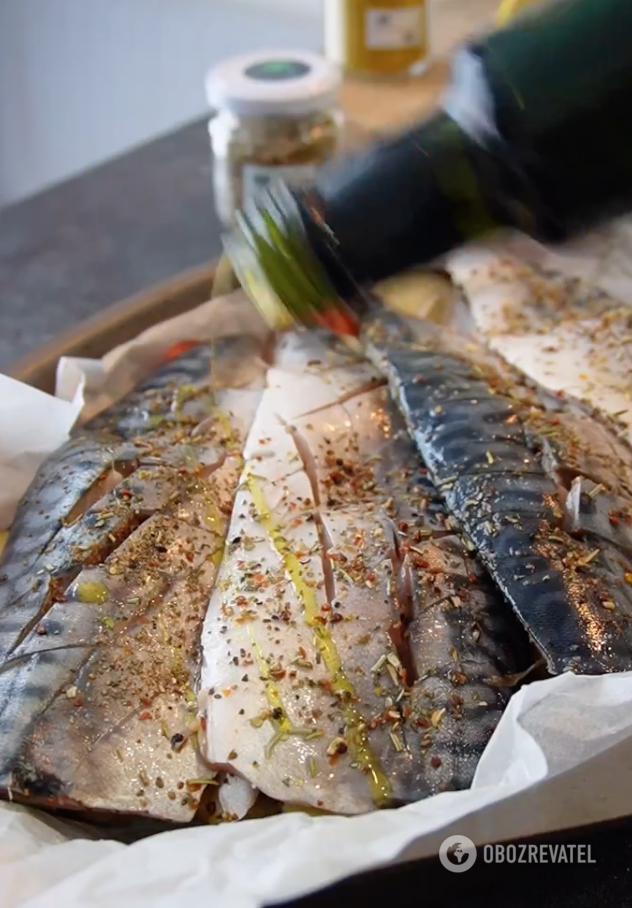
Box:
245, 59, 311, 81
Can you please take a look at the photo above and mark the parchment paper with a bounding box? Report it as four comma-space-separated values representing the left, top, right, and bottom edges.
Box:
0, 376, 84, 531
4, 218, 632, 908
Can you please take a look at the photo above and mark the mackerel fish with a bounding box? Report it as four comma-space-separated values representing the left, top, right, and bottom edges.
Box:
0, 324, 532, 824
199, 331, 529, 818
364, 309, 632, 675
0, 336, 269, 823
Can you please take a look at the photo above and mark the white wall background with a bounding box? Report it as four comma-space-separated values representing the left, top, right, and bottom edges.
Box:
0, 0, 482, 209
0, 0, 321, 207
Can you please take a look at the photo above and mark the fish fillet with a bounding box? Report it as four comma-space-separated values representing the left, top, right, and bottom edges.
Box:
0, 337, 269, 823
446, 250, 632, 443
200, 332, 528, 817
365, 310, 632, 675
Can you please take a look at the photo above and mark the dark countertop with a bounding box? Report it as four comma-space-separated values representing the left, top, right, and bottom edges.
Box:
0, 118, 220, 373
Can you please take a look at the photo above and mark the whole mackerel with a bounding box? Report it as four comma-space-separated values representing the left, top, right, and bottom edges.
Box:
0, 336, 269, 822
365, 310, 632, 675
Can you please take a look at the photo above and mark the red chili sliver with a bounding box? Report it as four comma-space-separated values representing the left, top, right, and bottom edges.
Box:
313, 307, 360, 337
162, 340, 200, 362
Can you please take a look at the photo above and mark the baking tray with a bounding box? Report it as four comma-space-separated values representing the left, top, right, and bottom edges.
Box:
275, 814, 629, 908
5, 263, 629, 907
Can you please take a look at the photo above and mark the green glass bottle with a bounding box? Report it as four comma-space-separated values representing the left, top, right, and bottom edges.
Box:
225, 0, 632, 337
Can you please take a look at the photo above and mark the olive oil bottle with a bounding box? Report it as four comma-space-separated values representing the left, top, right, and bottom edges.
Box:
324, 0, 429, 77
227, 0, 632, 338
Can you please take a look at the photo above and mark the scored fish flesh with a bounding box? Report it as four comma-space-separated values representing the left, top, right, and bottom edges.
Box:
0, 336, 269, 822
446, 249, 632, 442
364, 310, 632, 675
200, 332, 529, 818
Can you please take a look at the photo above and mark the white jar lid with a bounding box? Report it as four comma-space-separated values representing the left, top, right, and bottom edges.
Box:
205, 49, 342, 117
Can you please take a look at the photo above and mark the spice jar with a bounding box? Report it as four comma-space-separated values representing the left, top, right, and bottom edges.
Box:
206, 51, 344, 229
324, 0, 429, 78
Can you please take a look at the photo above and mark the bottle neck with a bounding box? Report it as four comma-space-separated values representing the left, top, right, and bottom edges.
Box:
295, 110, 508, 296
225, 110, 515, 333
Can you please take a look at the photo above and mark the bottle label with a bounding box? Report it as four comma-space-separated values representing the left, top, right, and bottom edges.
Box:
242, 164, 318, 209
365, 7, 423, 50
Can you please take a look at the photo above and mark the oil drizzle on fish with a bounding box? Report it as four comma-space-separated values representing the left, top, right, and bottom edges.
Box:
244, 471, 392, 806
247, 628, 316, 758
0, 337, 271, 823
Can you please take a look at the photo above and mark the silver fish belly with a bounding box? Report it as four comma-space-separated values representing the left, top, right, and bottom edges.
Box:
0, 337, 269, 822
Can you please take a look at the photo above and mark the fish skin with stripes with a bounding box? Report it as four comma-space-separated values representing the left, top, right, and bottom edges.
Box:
10, 297, 631, 823
364, 309, 632, 676
0, 337, 269, 823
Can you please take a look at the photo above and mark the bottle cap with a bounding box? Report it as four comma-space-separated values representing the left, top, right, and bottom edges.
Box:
205, 50, 342, 117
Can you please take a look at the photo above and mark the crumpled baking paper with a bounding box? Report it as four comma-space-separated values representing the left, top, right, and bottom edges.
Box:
0, 375, 84, 531
4, 672, 632, 908
3, 220, 632, 908
55, 292, 271, 424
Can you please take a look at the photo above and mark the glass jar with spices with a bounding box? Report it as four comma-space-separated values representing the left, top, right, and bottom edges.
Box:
206, 51, 344, 229
324, 0, 429, 78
